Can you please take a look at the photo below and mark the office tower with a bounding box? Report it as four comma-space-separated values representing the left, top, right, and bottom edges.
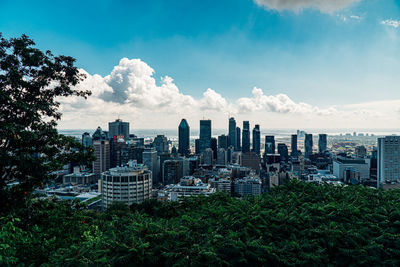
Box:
234, 177, 262, 197
217, 148, 227, 166
333, 156, 370, 183
153, 135, 169, 154
304, 134, 313, 158
120, 145, 144, 165
110, 137, 126, 168
242, 121, 250, 153
92, 140, 110, 174
291, 134, 298, 157
229, 117, 237, 149
378, 136, 400, 187
92, 126, 107, 141
202, 148, 214, 165
355, 145, 367, 158
82, 132, 93, 148
227, 146, 234, 164
143, 148, 159, 185
252, 124, 261, 155
101, 161, 152, 208
277, 143, 289, 162
199, 120, 211, 153
195, 139, 201, 155
178, 119, 190, 156
236, 127, 241, 150
108, 119, 129, 140
218, 134, 229, 150
241, 152, 260, 174
163, 159, 186, 185
265, 136, 275, 154
211, 137, 218, 160
318, 134, 327, 153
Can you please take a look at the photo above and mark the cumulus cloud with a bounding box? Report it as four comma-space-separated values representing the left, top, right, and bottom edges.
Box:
237, 87, 337, 115
381, 19, 400, 28
254, 0, 360, 13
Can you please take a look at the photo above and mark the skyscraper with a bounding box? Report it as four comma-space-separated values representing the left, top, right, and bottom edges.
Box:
318, 134, 327, 153
211, 137, 218, 160
92, 140, 110, 174
143, 148, 159, 185
242, 121, 250, 153
178, 119, 190, 156
82, 132, 92, 147
199, 120, 211, 153
218, 134, 229, 149
153, 135, 169, 154
305, 134, 313, 158
229, 117, 237, 150
277, 143, 289, 162
236, 127, 241, 151
108, 119, 129, 140
291, 134, 298, 157
252, 124, 260, 155
265, 136, 275, 154
378, 136, 400, 187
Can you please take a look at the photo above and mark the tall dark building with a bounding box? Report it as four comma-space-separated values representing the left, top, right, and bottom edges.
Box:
305, 134, 313, 158
82, 132, 92, 147
236, 127, 241, 151
218, 134, 229, 149
265, 136, 275, 154
252, 124, 260, 155
318, 134, 327, 153
178, 119, 190, 156
291, 134, 298, 157
195, 139, 201, 155
229, 117, 237, 150
153, 135, 169, 154
199, 120, 211, 153
108, 119, 129, 140
242, 121, 250, 153
277, 143, 289, 162
211, 137, 218, 160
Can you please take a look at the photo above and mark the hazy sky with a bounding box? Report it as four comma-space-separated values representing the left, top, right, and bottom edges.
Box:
1, 0, 400, 130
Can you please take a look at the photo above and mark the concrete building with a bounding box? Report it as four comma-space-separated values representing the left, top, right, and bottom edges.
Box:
234, 177, 262, 197
217, 148, 227, 166
158, 176, 216, 201
153, 135, 169, 154
277, 143, 289, 162
236, 127, 241, 151
82, 132, 92, 148
355, 145, 367, 158
142, 148, 159, 185
333, 156, 370, 183
378, 136, 400, 186
218, 134, 229, 150
291, 134, 298, 157
63, 171, 97, 185
101, 161, 152, 208
202, 148, 214, 166
265, 136, 275, 155
199, 120, 211, 153
241, 152, 260, 174
92, 140, 110, 174
108, 119, 129, 140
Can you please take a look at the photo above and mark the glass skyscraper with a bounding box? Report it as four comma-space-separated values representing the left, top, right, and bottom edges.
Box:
199, 119, 211, 153
229, 117, 237, 150
265, 136, 275, 155
108, 119, 129, 140
178, 119, 190, 156
318, 134, 327, 153
305, 134, 313, 158
252, 124, 260, 155
242, 121, 250, 153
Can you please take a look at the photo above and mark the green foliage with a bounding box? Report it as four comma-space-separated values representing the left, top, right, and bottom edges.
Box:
1, 181, 400, 266
0, 34, 92, 211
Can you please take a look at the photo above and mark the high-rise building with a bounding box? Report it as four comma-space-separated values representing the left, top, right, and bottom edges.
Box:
378, 136, 400, 187
252, 124, 261, 155
291, 134, 298, 157
199, 120, 211, 153
195, 139, 201, 155
305, 134, 313, 158
108, 119, 129, 140
92, 140, 110, 174
217, 148, 227, 166
110, 136, 126, 168
242, 121, 250, 153
236, 127, 241, 151
82, 132, 93, 147
178, 119, 190, 156
265, 136, 275, 155
318, 134, 327, 153
229, 117, 237, 150
211, 137, 218, 160
277, 143, 289, 162
143, 148, 159, 185
218, 134, 229, 150
153, 135, 169, 154
202, 148, 214, 166
92, 126, 107, 141
355, 145, 367, 158
101, 161, 152, 208
241, 152, 260, 174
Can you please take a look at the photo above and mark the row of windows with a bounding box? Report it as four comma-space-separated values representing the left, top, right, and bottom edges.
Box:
102, 175, 151, 182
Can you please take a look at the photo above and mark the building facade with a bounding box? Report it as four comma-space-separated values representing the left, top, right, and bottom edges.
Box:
378, 136, 400, 186
108, 119, 129, 140
178, 119, 190, 156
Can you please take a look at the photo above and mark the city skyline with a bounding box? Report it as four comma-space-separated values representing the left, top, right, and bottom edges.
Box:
1, 0, 400, 129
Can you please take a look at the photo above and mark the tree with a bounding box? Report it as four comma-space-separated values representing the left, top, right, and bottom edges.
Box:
0, 33, 91, 211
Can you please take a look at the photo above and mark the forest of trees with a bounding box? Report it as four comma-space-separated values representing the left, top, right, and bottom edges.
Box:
1, 181, 400, 266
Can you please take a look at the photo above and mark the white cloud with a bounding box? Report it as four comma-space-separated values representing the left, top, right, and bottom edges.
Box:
381, 19, 400, 28
349, 15, 361, 20
254, 0, 360, 13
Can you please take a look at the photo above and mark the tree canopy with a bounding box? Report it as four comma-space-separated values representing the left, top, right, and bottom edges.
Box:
1, 181, 400, 266
0, 34, 92, 211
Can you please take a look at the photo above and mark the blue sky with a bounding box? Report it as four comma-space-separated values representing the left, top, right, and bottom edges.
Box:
1, 0, 400, 129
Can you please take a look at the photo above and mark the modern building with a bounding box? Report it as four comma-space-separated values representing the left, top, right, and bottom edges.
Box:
305, 134, 313, 159
92, 126, 107, 141
142, 148, 159, 185
162, 158, 189, 185
101, 161, 152, 208
63, 171, 97, 185
211, 137, 218, 160
82, 132, 92, 148
153, 135, 169, 154
291, 134, 298, 157
242, 121, 250, 153
92, 140, 110, 174
229, 117, 237, 150
110, 136, 126, 168
333, 156, 370, 183
378, 136, 400, 186
318, 134, 327, 153
108, 119, 129, 140
178, 119, 190, 156
252, 124, 261, 155
209, 178, 231, 193
265, 136, 275, 154
355, 145, 367, 158
277, 143, 289, 162
157, 176, 216, 201
233, 177, 262, 197
199, 120, 211, 153
241, 152, 260, 174
218, 134, 229, 150
217, 148, 227, 166
236, 127, 241, 151
202, 148, 214, 166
